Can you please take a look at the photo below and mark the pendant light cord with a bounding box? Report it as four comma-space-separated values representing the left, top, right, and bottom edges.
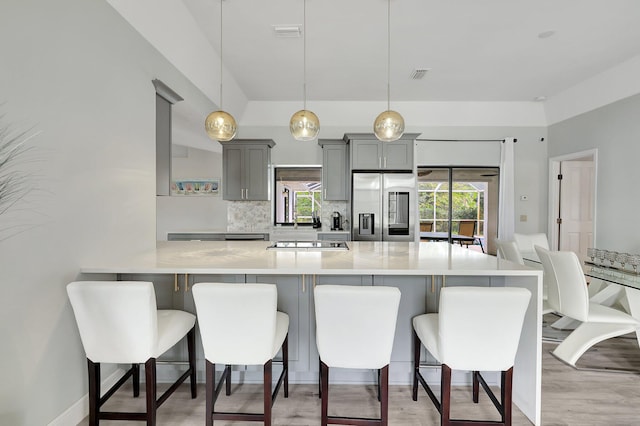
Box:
303, 0, 307, 110
387, 0, 391, 111
219, 0, 224, 110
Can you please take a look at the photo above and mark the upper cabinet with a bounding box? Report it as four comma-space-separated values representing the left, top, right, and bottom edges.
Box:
346, 133, 420, 171
318, 139, 349, 201
220, 139, 275, 201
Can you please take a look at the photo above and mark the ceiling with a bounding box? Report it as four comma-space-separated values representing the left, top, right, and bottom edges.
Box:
180, 0, 640, 103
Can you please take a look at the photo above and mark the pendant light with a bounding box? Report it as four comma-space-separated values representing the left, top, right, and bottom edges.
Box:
373, 0, 404, 142
205, 0, 237, 142
289, 0, 320, 141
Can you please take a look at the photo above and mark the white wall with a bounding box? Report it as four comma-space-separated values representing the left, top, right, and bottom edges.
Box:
548, 93, 640, 253
0, 0, 214, 424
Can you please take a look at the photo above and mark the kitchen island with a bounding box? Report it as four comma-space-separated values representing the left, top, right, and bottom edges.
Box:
81, 241, 542, 425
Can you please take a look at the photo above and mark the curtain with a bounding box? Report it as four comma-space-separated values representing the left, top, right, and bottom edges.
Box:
498, 138, 516, 240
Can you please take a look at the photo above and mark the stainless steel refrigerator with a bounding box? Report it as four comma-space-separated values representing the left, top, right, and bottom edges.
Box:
351, 172, 416, 242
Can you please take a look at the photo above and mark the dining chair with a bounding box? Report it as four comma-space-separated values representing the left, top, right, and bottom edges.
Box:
413, 286, 531, 426
513, 233, 549, 258
67, 281, 197, 426
192, 282, 289, 426
420, 222, 434, 232
458, 220, 484, 252
535, 246, 640, 368
495, 239, 525, 265
314, 285, 401, 426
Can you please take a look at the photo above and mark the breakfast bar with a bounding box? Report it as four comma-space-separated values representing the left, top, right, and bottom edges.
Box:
80, 241, 542, 425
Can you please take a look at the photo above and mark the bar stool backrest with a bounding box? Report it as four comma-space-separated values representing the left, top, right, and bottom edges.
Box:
314, 285, 401, 370
192, 283, 278, 365
67, 281, 158, 364
439, 286, 531, 371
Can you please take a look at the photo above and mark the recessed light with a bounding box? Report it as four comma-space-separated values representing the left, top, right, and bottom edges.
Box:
534, 96, 547, 102
538, 30, 556, 39
410, 68, 431, 80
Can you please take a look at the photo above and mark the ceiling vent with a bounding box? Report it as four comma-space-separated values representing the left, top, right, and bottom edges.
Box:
273, 25, 302, 38
410, 68, 431, 80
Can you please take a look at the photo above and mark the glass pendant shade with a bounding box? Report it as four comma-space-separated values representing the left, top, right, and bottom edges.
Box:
373, 110, 405, 142
290, 109, 320, 141
205, 110, 237, 142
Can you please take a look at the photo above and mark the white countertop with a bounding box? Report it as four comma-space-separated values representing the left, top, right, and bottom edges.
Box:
81, 241, 540, 276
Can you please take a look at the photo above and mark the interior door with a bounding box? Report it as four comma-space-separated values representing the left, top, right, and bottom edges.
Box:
559, 160, 594, 261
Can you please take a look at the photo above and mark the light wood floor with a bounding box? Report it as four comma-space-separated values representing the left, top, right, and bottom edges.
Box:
79, 336, 640, 425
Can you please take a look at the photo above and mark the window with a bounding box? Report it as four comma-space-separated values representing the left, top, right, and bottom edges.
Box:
274, 167, 322, 225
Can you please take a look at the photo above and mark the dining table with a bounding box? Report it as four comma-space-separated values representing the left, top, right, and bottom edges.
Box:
419, 231, 485, 252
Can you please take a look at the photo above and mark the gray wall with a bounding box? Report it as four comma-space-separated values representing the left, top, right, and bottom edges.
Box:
0, 0, 213, 424
548, 93, 640, 252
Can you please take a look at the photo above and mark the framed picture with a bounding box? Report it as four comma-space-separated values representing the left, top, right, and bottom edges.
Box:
171, 178, 220, 196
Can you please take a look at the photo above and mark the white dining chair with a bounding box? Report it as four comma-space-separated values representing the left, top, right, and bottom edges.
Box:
535, 246, 640, 368
314, 285, 401, 426
413, 286, 531, 426
495, 239, 525, 265
67, 281, 196, 426
513, 232, 549, 258
192, 282, 289, 426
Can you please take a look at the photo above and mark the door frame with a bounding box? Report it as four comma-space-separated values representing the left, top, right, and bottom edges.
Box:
548, 148, 598, 251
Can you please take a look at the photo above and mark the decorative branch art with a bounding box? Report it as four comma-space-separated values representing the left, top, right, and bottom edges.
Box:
0, 116, 40, 241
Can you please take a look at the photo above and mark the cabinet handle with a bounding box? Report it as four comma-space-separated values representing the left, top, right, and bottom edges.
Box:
245, 188, 248, 199
184, 273, 189, 292
384, 157, 387, 168
302, 274, 306, 293
324, 189, 327, 199
174, 274, 179, 292
379, 157, 382, 168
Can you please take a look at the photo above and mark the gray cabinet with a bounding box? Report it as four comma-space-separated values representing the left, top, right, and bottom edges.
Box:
221, 139, 275, 200
318, 139, 348, 201
246, 274, 310, 374
346, 133, 419, 171
316, 232, 350, 241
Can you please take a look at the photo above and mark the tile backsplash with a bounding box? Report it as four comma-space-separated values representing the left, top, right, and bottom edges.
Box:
227, 200, 350, 233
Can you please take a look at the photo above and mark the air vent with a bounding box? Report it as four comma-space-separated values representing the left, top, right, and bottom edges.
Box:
273, 25, 302, 38
410, 68, 431, 80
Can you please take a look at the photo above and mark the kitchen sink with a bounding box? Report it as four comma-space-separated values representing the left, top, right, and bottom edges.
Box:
267, 240, 349, 250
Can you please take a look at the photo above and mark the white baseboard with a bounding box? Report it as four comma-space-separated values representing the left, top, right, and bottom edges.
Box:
48, 368, 126, 426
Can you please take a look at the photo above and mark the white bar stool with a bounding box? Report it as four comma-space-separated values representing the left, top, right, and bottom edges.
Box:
67, 281, 196, 426
192, 282, 289, 426
413, 286, 531, 426
314, 285, 401, 426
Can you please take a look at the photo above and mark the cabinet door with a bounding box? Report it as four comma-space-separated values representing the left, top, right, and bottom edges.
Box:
382, 139, 413, 170
244, 145, 269, 200
351, 140, 382, 170
246, 274, 309, 372
322, 144, 348, 200
223, 146, 244, 200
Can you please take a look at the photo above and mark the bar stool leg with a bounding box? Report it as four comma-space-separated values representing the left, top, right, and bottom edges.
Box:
205, 361, 214, 426
145, 358, 157, 426
264, 360, 273, 426
87, 360, 100, 426
320, 361, 329, 426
